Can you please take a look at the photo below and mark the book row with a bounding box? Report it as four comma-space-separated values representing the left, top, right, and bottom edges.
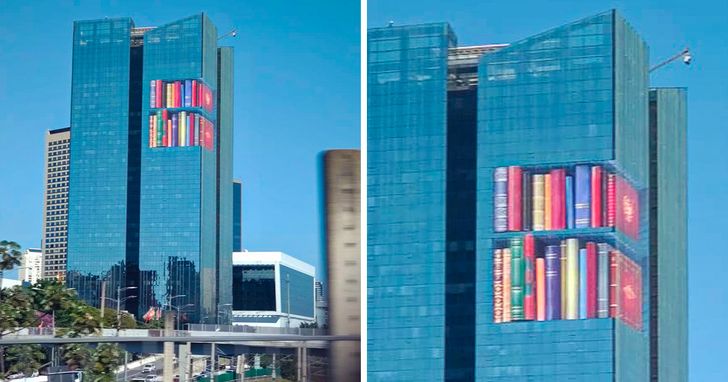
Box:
494, 165, 640, 239
493, 234, 642, 330
148, 110, 214, 150
149, 79, 214, 113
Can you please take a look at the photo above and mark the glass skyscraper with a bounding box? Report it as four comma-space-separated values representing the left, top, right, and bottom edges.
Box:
368, 10, 686, 382
67, 14, 233, 324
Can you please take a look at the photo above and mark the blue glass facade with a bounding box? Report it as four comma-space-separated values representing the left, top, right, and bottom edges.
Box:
369, 10, 667, 382
279, 265, 315, 318
67, 14, 233, 323
233, 180, 242, 252
367, 23, 456, 381
67, 17, 134, 306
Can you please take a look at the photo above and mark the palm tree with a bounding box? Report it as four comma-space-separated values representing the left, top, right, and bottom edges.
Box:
5, 344, 45, 377
0, 240, 22, 284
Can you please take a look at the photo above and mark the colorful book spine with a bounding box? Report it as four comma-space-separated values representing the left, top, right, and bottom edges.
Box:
579, 248, 587, 319
493, 249, 504, 323
575, 165, 591, 228
544, 173, 552, 230
148, 115, 154, 147
597, 243, 610, 318
192, 80, 198, 107
523, 234, 535, 320
188, 114, 194, 146
166, 83, 172, 108
503, 248, 512, 322
601, 169, 608, 227
609, 250, 618, 319
586, 242, 598, 318
156, 80, 163, 108
610, 251, 643, 330
566, 175, 574, 229
157, 111, 163, 146
172, 113, 178, 147
591, 166, 603, 227
162, 110, 168, 146
522, 172, 532, 231
565, 238, 579, 319
494, 168, 508, 232
507, 166, 522, 231
510, 238, 524, 320
150, 80, 156, 109
551, 169, 565, 230
545, 245, 561, 320
532, 175, 545, 231
607, 173, 616, 227
166, 119, 172, 147
536, 258, 545, 321
176, 81, 182, 107
194, 115, 200, 146
185, 79, 192, 107
560, 240, 567, 318
180, 111, 187, 147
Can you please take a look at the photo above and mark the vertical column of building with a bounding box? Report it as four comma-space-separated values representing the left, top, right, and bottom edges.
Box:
233, 180, 243, 251
367, 23, 455, 381
42, 128, 70, 280
67, 18, 133, 308
216, 46, 234, 322
139, 14, 219, 324
649, 88, 687, 382
323, 150, 361, 381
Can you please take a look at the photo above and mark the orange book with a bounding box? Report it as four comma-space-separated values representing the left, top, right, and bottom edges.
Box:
503, 248, 512, 322
536, 258, 545, 321
544, 174, 552, 230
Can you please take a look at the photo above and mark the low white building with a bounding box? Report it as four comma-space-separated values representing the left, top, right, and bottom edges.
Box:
231, 251, 316, 328
20, 248, 43, 284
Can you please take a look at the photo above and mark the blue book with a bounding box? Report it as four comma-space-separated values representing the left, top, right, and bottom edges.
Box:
172, 113, 178, 147
185, 79, 192, 107
545, 245, 561, 320
574, 165, 591, 228
494, 167, 508, 232
565, 176, 574, 229
579, 248, 587, 319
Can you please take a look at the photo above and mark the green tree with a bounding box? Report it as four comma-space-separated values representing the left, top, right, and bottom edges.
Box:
0, 241, 22, 281
61, 344, 92, 371
86, 343, 122, 382
5, 344, 45, 376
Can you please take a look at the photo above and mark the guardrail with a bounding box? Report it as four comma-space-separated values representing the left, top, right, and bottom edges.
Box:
186, 324, 328, 336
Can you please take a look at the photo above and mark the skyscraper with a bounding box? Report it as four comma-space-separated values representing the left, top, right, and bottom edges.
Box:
21, 248, 43, 284
368, 10, 685, 381
66, 14, 233, 323
233, 179, 242, 252
649, 88, 687, 381
322, 149, 361, 381
42, 127, 70, 280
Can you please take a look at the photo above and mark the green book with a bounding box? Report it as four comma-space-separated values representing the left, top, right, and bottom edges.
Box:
510, 237, 525, 320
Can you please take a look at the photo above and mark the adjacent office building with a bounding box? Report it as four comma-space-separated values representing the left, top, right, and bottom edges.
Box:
231, 251, 315, 327
42, 127, 70, 280
66, 14, 234, 323
368, 10, 686, 381
321, 149, 361, 381
20, 248, 43, 284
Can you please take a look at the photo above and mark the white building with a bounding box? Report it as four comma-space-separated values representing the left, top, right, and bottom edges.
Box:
231, 251, 316, 328
20, 248, 43, 284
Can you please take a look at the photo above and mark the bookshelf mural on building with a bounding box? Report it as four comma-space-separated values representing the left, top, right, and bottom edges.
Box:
491, 164, 644, 331
148, 79, 215, 150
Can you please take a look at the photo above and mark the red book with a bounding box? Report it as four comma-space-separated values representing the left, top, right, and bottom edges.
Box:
591, 166, 603, 227
616, 175, 640, 240
156, 80, 162, 108
192, 81, 198, 107
550, 169, 565, 230
607, 173, 616, 227
177, 81, 182, 107
608, 250, 643, 330
507, 166, 522, 231
586, 242, 597, 318
188, 114, 194, 146
198, 83, 203, 109
523, 234, 535, 320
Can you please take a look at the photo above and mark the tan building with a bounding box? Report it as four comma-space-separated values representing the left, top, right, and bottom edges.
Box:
322, 149, 360, 381
41, 127, 70, 280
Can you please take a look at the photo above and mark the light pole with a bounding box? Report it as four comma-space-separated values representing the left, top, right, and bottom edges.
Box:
165, 294, 186, 330
217, 28, 237, 41
169, 303, 195, 330
650, 47, 691, 72
102, 286, 137, 334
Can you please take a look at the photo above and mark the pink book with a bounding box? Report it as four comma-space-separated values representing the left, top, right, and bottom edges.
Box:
550, 169, 565, 230
591, 166, 603, 227
507, 166, 522, 231
586, 242, 598, 318
536, 258, 545, 321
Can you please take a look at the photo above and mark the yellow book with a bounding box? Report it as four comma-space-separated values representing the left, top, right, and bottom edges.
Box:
544, 174, 552, 230
180, 111, 186, 147
503, 248, 512, 323
167, 83, 172, 108
566, 238, 579, 319
532, 175, 544, 231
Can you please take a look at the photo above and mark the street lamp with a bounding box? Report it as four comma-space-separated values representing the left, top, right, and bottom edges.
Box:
217, 28, 237, 41
168, 303, 195, 330
650, 47, 691, 72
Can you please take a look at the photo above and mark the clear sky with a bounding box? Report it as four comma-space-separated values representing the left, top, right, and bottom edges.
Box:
369, 0, 727, 379
0, 0, 360, 281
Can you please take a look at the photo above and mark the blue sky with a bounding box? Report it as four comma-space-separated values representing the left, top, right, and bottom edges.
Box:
369, 0, 727, 379
0, 0, 360, 281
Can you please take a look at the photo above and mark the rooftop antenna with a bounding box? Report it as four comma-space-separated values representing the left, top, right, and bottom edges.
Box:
650, 47, 691, 72
218, 28, 237, 41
